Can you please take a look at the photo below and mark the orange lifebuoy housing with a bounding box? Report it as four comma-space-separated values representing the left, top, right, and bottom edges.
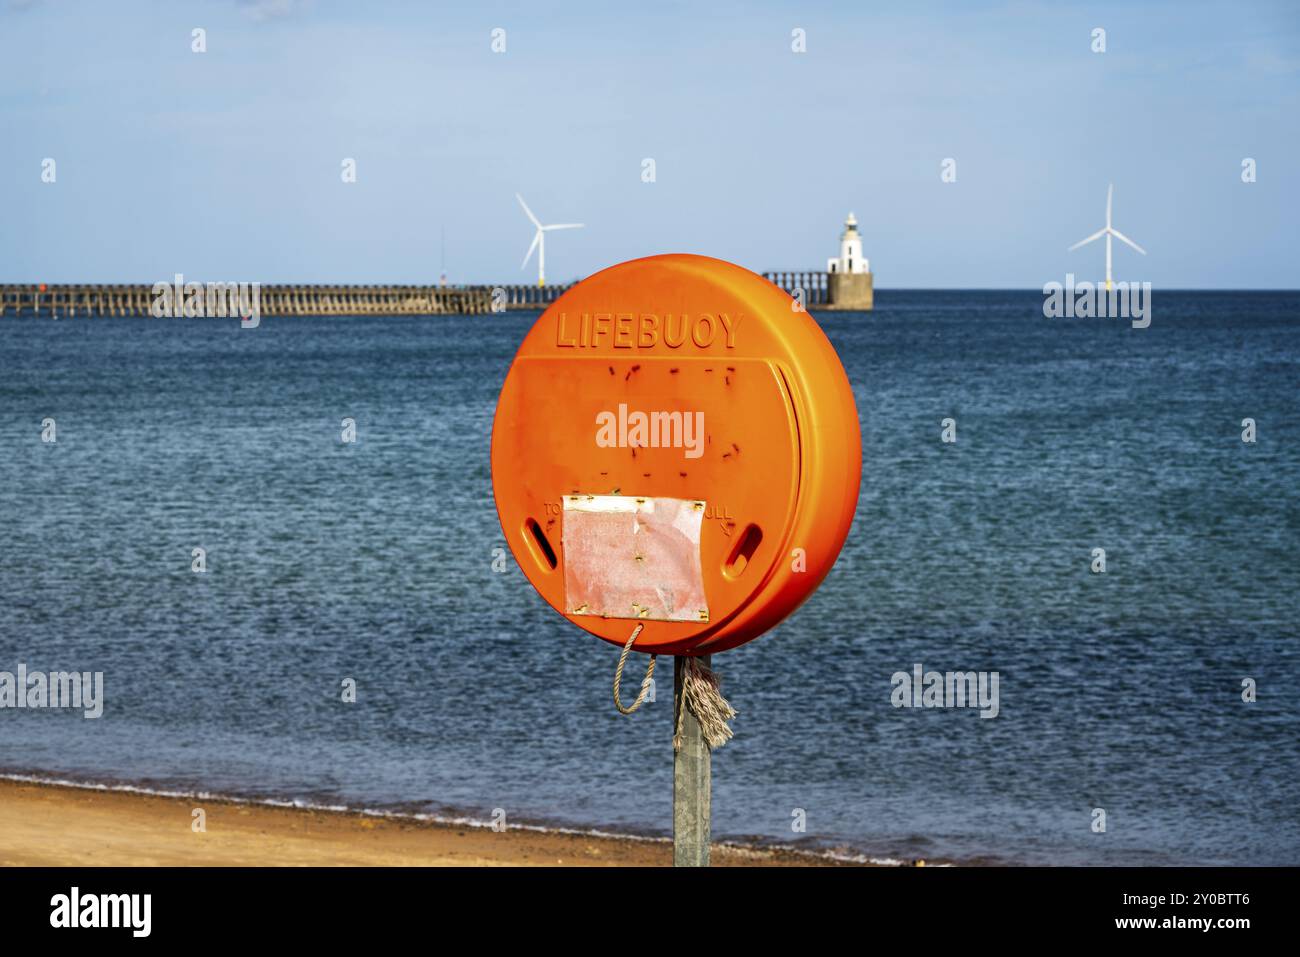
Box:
492, 254, 860, 656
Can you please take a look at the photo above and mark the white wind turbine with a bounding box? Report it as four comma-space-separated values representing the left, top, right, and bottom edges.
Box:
1068, 183, 1146, 290
517, 193, 583, 287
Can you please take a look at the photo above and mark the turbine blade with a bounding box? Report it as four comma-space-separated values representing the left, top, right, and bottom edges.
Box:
1068, 228, 1107, 251
542, 223, 584, 231
1108, 228, 1146, 255
515, 193, 541, 228
520, 230, 541, 269
1106, 183, 1113, 228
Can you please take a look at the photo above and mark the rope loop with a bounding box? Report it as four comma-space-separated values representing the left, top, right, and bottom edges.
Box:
613, 623, 656, 714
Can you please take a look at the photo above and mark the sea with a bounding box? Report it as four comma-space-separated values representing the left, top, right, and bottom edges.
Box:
1, 290, 1297, 865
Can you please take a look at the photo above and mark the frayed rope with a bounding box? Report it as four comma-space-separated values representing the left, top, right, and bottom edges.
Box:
673, 655, 737, 751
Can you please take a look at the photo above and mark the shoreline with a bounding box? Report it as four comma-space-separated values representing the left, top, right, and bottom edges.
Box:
0, 776, 889, 867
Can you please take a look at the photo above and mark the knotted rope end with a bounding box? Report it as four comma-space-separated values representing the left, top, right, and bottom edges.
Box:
673, 655, 737, 751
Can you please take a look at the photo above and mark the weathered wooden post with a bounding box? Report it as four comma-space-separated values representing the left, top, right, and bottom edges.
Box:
673, 654, 711, 867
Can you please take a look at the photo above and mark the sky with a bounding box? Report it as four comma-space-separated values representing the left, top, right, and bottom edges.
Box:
1, 0, 1297, 288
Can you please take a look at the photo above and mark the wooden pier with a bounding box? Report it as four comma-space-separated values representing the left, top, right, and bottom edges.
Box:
2, 272, 856, 318
763, 270, 872, 310
761, 271, 831, 306
0, 283, 569, 318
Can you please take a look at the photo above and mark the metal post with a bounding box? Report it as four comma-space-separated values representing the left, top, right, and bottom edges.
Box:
673, 655, 711, 866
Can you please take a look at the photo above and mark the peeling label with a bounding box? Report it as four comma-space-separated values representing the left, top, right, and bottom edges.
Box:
562, 495, 708, 623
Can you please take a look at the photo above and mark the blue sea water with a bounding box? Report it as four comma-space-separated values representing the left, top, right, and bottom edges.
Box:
1, 290, 1297, 865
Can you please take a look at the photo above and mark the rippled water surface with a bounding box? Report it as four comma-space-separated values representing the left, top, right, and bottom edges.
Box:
2, 290, 1297, 864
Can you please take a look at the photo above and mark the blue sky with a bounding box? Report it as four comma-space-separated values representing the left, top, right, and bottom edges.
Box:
1, 0, 1296, 287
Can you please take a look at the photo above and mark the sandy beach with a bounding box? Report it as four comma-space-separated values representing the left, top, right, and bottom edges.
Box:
0, 779, 846, 867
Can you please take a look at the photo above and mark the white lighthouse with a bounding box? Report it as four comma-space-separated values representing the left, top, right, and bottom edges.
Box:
827, 212, 870, 275
824, 211, 874, 310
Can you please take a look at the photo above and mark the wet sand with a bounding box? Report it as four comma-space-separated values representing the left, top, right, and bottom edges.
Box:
0, 779, 846, 867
